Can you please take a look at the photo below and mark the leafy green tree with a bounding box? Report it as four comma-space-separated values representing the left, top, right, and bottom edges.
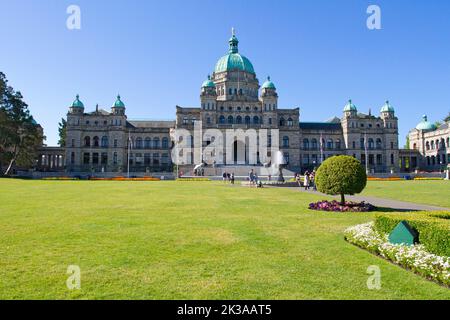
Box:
58, 118, 67, 147
404, 135, 410, 149
444, 112, 450, 122
0, 72, 43, 175
315, 155, 367, 205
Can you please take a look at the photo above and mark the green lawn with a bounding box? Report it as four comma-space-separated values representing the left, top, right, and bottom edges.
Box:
0, 179, 448, 300
363, 181, 450, 208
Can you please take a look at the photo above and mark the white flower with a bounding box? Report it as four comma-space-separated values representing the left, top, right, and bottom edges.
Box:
344, 223, 450, 286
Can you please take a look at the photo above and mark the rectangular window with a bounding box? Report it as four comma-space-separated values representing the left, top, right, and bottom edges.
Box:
83, 153, 90, 164
114, 139, 118, 148
101, 153, 108, 165
153, 153, 160, 165
92, 153, 99, 165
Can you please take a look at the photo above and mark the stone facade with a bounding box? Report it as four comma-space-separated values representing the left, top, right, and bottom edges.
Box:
408, 115, 450, 171
65, 97, 174, 173
63, 32, 400, 174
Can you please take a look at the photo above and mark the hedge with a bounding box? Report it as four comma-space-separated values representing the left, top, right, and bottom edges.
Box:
374, 211, 450, 257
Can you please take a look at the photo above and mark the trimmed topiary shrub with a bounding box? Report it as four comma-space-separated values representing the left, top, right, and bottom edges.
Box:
315, 155, 367, 204
374, 212, 450, 257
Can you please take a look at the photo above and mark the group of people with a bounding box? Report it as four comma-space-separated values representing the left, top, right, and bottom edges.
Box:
222, 172, 235, 184
295, 170, 316, 191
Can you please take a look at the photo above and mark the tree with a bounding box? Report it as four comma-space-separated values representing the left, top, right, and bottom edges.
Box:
404, 135, 410, 150
58, 118, 67, 147
315, 155, 367, 205
0, 72, 43, 175
444, 112, 450, 123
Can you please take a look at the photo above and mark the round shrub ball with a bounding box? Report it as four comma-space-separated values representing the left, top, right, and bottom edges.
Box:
315, 155, 367, 204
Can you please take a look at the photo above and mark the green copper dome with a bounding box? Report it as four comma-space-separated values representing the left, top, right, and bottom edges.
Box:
71, 94, 84, 108
343, 99, 357, 112
202, 75, 215, 88
214, 32, 255, 74
381, 100, 395, 113
113, 95, 125, 108
262, 76, 276, 89
416, 115, 437, 131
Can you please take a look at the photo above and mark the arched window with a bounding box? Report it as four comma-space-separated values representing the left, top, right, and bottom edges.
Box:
311, 139, 318, 150
228, 116, 234, 124
162, 137, 169, 149
135, 137, 143, 149
113, 152, 118, 164
426, 141, 430, 151
93, 136, 99, 147
283, 136, 289, 148
447, 137, 450, 147
84, 136, 91, 147
287, 118, 293, 126
153, 137, 160, 149
101, 136, 108, 148
327, 139, 333, 150
376, 138, 382, 149
219, 115, 225, 124
413, 143, 417, 150
145, 137, 152, 149
368, 138, 374, 150
183, 117, 188, 125
236, 116, 242, 124
335, 139, 341, 150
253, 116, 259, 124
245, 116, 251, 125
431, 141, 435, 150
303, 139, 309, 150
360, 138, 365, 150
279, 117, 285, 126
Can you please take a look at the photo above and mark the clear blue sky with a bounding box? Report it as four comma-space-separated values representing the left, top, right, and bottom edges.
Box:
1, 0, 449, 146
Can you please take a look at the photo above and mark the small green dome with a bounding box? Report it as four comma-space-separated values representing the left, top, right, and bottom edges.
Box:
262, 76, 276, 89
202, 75, 215, 88
381, 100, 395, 113
71, 94, 84, 108
416, 115, 437, 131
343, 99, 357, 112
214, 31, 255, 74
113, 95, 125, 108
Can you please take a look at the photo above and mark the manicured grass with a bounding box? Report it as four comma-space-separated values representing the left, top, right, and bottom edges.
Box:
0, 179, 448, 300
363, 181, 450, 208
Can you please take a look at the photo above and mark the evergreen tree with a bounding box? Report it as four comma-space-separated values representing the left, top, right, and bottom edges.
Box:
0, 72, 44, 175
58, 118, 67, 147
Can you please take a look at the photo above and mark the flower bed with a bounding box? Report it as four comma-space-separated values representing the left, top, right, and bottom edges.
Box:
90, 177, 161, 181
367, 177, 403, 181
42, 177, 79, 180
414, 177, 444, 181
309, 200, 376, 212
344, 222, 450, 286
176, 178, 211, 181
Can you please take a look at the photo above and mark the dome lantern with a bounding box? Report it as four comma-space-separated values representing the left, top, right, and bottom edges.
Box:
262, 76, 276, 90
343, 99, 357, 112
416, 115, 437, 131
381, 100, 395, 113
201, 75, 215, 88
71, 94, 84, 108
113, 94, 125, 108
214, 30, 255, 74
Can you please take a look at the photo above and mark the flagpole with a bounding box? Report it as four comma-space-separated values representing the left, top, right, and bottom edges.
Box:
320, 132, 324, 164
127, 131, 131, 178
365, 132, 369, 174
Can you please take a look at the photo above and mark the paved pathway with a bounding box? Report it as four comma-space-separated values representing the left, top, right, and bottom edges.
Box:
273, 186, 450, 212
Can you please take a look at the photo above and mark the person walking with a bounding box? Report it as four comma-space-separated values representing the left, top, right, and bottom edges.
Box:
230, 173, 235, 185
304, 172, 310, 190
